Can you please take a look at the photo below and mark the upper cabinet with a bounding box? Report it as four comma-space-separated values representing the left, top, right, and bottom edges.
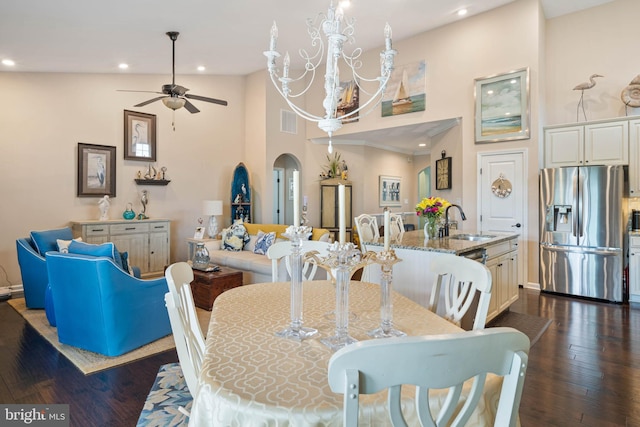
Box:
629, 119, 640, 196
544, 118, 629, 168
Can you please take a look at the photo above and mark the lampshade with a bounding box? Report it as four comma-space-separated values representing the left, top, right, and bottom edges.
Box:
162, 96, 186, 110
203, 200, 223, 216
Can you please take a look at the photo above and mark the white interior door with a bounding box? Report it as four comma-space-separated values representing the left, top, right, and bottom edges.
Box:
478, 150, 527, 287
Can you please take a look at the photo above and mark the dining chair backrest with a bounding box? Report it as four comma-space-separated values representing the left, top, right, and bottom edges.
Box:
328, 327, 530, 427
428, 253, 493, 330
388, 213, 405, 243
266, 240, 333, 282
354, 214, 380, 249
164, 262, 206, 397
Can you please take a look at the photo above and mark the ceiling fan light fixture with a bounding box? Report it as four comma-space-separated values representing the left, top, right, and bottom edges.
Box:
162, 97, 186, 110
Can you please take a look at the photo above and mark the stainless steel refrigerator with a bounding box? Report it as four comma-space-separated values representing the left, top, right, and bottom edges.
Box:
539, 165, 627, 302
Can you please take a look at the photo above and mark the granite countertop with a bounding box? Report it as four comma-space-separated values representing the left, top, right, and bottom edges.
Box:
365, 230, 519, 255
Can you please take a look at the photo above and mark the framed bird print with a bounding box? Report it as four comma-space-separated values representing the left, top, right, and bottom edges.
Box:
435, 155, 452, 190
124, 110, 157, 161
474, 67, 530, 143
77, 143, 116, 197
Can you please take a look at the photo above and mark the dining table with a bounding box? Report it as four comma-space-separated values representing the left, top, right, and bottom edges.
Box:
188, 280, 508, 426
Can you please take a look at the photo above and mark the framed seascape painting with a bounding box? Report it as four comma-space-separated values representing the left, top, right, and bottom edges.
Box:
124, 110, 157, 161
379, 175, 402, 207
474, 67, 530, 143
381, 60, 426, 117
77, 143, 116, 197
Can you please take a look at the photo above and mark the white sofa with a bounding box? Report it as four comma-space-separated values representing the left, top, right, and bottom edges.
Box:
204, 223, 331, 284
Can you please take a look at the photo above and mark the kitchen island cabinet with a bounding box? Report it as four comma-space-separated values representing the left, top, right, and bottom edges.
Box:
366, 230, 519, 323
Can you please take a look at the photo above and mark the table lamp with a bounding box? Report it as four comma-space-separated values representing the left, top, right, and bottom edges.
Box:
203, 200, 223, 239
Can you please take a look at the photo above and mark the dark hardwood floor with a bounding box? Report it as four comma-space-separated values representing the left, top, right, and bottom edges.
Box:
0, 288, 638, 426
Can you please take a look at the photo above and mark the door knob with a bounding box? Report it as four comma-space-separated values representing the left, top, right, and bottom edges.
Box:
512, 223, 522, 228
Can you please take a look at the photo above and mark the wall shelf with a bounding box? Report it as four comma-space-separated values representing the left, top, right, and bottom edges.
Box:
135, 179, 171, 186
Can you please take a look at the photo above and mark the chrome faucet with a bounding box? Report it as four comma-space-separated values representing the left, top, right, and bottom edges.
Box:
444, 204, 467, 237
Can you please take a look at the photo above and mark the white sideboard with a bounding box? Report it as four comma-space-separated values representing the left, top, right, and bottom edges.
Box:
71, 219, 170, 277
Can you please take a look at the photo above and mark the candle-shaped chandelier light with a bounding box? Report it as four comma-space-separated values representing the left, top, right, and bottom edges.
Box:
264, 1, 397, 153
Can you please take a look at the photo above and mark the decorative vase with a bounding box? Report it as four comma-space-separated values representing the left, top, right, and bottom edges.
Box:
192, 242, 210, 270
424, 217, 439, 240
122, 203, 136, 220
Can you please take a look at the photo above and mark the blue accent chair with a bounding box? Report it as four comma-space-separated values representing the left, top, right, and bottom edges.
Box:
16, 227, 73, 309
45, 251, 172, 357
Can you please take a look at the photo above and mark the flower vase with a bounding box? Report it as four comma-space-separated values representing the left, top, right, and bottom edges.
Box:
424, 218, 439, 240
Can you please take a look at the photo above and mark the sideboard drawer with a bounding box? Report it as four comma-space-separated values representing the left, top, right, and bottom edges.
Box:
85, 225, 109, 236
149, 222, 170, 232
110, 223, 150, 235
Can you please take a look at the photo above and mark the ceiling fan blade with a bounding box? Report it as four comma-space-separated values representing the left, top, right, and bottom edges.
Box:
185, 93, 228, 106
183, 99, 200, 114
118, 90, 164, 94
134, 96, 168, 107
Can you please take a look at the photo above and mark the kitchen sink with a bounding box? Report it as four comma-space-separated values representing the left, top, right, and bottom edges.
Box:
448, 234, 496, 241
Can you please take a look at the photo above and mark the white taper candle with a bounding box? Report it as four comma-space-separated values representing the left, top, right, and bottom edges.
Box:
338, 184, 346, 244
384, 210, 390, 251
293, 170, 300, 226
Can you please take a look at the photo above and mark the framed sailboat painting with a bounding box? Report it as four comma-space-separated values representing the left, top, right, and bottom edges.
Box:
381, 60, 426, 117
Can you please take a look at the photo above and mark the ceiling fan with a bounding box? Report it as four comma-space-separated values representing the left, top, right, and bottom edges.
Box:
119, 31, 228, 113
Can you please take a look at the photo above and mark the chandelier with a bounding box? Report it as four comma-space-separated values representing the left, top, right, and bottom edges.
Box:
264, 1, 397, 153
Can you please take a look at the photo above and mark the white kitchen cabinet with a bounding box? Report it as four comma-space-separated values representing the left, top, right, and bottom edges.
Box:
629, 119, 640, 196
71, 219, 170, 277
629, 234, 640, 303
485, 237, 519, 322
544, 118, 629, 168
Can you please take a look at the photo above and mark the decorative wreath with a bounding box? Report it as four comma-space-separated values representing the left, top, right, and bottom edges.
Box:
491, 174, 512, 198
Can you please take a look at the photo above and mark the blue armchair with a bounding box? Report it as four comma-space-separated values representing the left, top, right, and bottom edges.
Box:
16, 227, 74, 309
45, 251, 172, 357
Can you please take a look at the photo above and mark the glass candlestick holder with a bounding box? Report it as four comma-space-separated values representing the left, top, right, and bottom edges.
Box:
275, 225, 318, 341
308, 242, 375, 351
368, 249, 406, 338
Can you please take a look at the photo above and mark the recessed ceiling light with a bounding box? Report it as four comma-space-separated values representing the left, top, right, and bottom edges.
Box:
197, 66, 206, 72
457, 8, 468, 17
419, 143, 426, 147
118, 63, 129, 70
2, 59, 15, 67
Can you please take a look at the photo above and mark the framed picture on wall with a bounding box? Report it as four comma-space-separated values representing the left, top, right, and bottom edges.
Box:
379, 175, 402, 207
124, 110, 157, 161
77, 143, 116, 197
474, 67, 530, 143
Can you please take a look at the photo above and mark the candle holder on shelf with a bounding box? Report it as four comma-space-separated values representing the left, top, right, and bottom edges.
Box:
308, 242, 376, 351
275, 225, 318, 341
368, 249, 406, 338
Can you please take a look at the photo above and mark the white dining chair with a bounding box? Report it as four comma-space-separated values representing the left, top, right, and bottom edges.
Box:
328, 327, 530, 427
354, 214, 380, 282
164, 262, 206, 409
428, 253, 493, 330
388, 213, 405, 243
266, 240, 333, 282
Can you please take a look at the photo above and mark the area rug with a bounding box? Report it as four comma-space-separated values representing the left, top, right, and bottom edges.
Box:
136, 363, 191, 427
487, 310, 553, 346
7, 297, 176, 375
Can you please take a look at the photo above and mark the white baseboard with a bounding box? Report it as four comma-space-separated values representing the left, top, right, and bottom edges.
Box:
524, 282, 540, 291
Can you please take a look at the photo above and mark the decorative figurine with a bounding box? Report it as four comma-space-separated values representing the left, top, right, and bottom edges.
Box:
138, 190, 149, 220
98, 195, 110, 220
160, 166, 167, 180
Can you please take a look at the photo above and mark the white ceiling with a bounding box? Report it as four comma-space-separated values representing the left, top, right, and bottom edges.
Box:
0, 0, 614, 153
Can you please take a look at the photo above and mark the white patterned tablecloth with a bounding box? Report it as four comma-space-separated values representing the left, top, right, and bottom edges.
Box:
189, 280, 506, 426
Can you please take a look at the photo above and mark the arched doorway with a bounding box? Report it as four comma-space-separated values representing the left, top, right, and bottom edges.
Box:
273, 154, 301, 225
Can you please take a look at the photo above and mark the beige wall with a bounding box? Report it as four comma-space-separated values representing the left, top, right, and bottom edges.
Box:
2, 0, 639, 289
545, 0, 640, 125
0, 73, 245, 283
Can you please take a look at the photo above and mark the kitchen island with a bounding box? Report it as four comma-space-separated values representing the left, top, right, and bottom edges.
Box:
364, 230, 519, 323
